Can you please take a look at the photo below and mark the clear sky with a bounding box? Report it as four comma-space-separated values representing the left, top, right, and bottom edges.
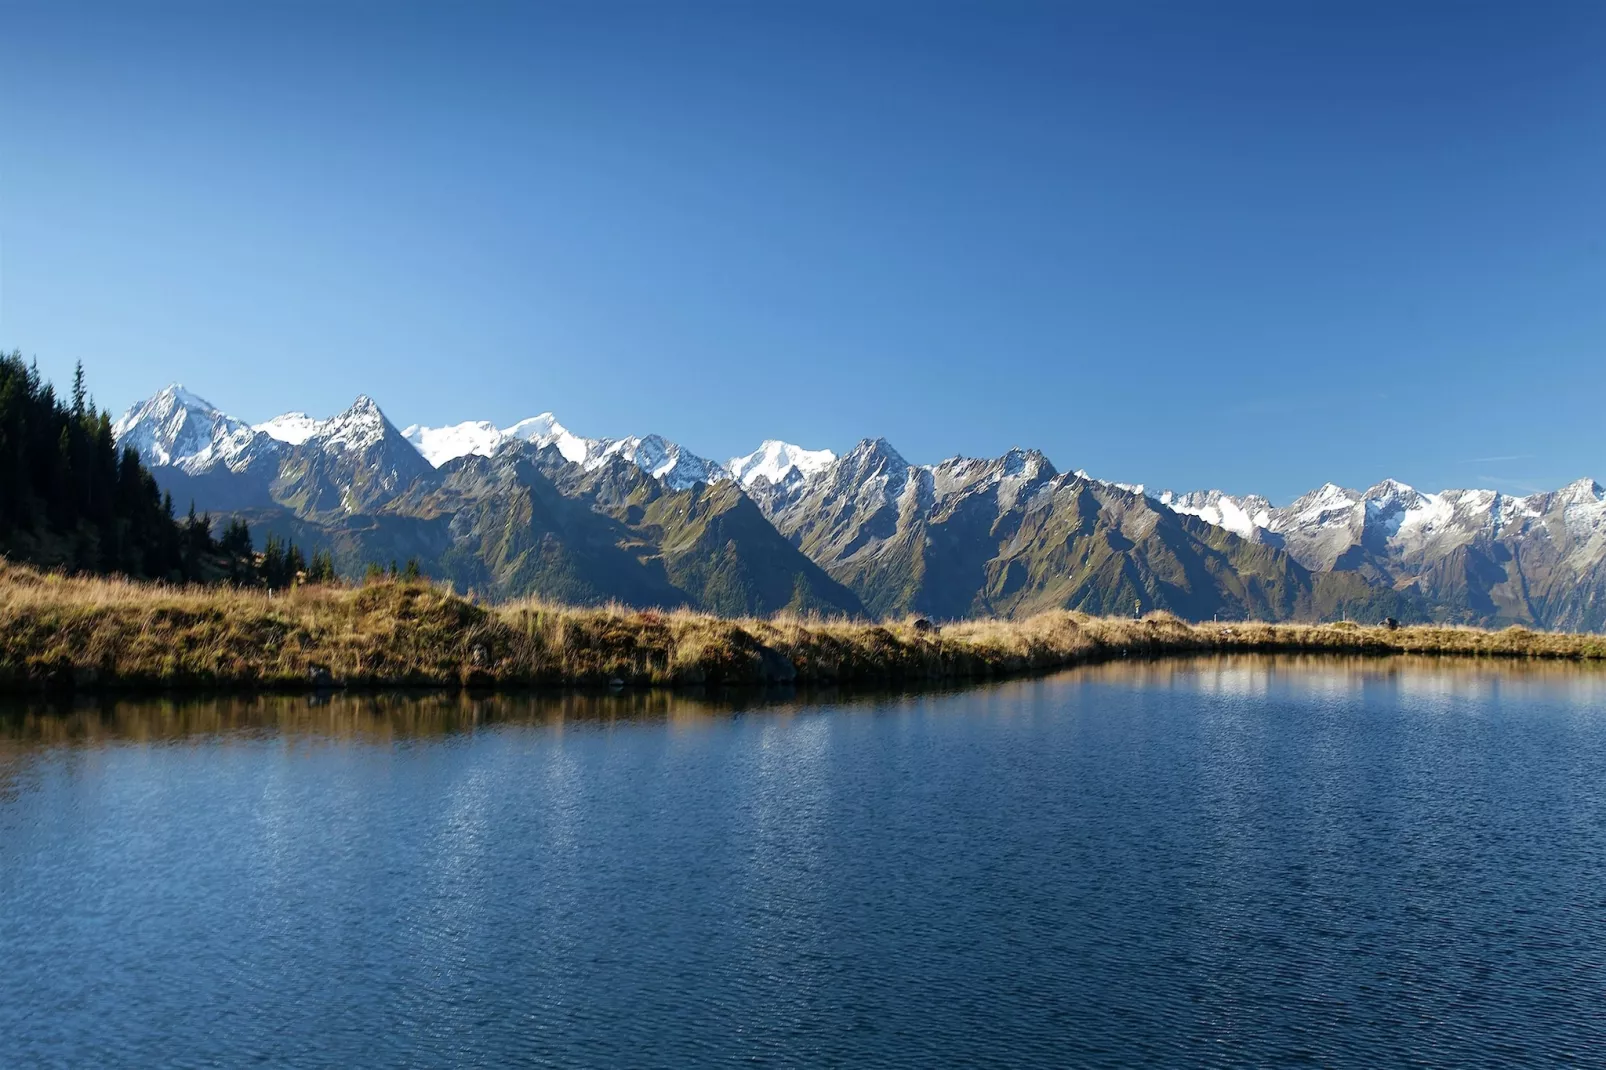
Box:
3, 1, 1602, 501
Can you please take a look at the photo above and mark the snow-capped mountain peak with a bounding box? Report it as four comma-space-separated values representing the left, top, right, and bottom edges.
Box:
727, 439, 837, 488
503, 412, 591, 464
162, 383, 211, 411
594, 434, 730, 489
1559, 477, 1603, 505
112, 384, 276, 475
1158, 488, 1276, 540
312, 395, 394, 454
861, 437, 909, 467
401, 420, 504, 466
399, 411, 733, 489
1363, 478, 1427, 507
254, 412, 322, 445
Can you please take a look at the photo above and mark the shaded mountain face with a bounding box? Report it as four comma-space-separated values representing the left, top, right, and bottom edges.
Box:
529, 448, 865, 617
763, 441, 1422, 623
355, 444, 862, 615
270, 396, 438, 517
377, 446, 689, 607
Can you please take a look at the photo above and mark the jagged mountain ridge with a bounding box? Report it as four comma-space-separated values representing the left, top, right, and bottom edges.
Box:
761, 440, 1417, 623
113, 387, 861, 616
112, 384, 1606, 628
117, 385, 787, 496
111, 385, 279, 477
400, 414, 732, 490
1161, 478, 1606, 628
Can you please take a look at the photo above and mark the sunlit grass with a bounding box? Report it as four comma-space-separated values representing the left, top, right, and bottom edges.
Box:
3, 560, 1604, 692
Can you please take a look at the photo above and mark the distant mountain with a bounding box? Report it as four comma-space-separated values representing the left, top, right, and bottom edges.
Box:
400, 420, 504, 466
112, 383, 1606, 629
253, 411, 323, 445
400, 414, 731, 489
503, 413, 591, 463
114, 387, 857, 616
270, 396, 437, 517
111, 384, 280, 476
1159, 477, 1606, 628
762, 440, 1414, 623
727, 440, 837, 488
527, 447, 863, 616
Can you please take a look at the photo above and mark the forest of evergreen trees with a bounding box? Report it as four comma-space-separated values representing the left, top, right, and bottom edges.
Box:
0, 352, 336, 587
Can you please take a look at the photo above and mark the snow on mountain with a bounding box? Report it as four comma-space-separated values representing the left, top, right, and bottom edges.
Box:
257, 399, 421, 458
112, 384, 278, 475
727, 440, 837, 488
1158, 489, 1275, 540
1559, 477, 1604, 508
1549, 478, 1606, 541
253, 412, 323, 445
306, 395, 391, 454
502, 413, 592, 465
1156, 476, 1606, 581
401, 420, 505, 466
591, 435, 728, 489
1282, 483, 1363, 531
401, 412, 731, 489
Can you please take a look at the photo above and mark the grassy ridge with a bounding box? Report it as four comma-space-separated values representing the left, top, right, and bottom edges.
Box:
4, 560, 1605, 693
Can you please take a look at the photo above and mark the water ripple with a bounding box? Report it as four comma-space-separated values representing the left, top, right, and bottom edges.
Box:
2, 657, 1605, 1067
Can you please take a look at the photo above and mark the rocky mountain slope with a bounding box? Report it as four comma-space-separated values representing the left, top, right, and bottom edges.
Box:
1161, 478, 1606, 629
115, 387, 858, 616
761, 440, 1415, 622
113, 384, 1606, 628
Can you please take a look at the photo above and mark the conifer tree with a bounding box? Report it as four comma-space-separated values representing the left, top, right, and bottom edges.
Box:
261, 534, 286, 588
307, 550, 337, 584
70, 361, 86, 418
0, 352, 197, 578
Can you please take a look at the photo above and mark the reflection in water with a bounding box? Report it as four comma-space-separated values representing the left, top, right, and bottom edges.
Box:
1075, 652, 1606, 699
3, 655, 1606, 1067
3, 654, 1604, 748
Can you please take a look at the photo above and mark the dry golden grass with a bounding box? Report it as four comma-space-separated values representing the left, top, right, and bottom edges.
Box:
3, 559, 1605, 693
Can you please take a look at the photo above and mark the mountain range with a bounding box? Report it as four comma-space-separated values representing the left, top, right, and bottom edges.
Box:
112, 384, 1606, 629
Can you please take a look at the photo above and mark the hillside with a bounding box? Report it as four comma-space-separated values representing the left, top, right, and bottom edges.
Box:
4, 560, 1604, 694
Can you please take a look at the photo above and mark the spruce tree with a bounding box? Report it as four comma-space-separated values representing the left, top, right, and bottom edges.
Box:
0, 353, 193, 578
261, 535, 286, 588
70, 361, 86, 418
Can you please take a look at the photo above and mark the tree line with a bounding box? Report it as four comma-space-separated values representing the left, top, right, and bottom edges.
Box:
0, 352, 199, 578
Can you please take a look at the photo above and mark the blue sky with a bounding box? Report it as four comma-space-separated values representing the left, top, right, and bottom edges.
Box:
2, 1, 1602, 501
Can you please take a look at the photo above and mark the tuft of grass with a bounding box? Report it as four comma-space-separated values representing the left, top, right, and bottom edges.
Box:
4, 558, 1606, 694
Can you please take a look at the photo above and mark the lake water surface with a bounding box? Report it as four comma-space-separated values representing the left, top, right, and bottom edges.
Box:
3, 657, 1605, 1067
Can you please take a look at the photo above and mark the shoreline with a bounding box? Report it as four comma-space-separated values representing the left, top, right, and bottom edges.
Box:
4, 562, 1605, 695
